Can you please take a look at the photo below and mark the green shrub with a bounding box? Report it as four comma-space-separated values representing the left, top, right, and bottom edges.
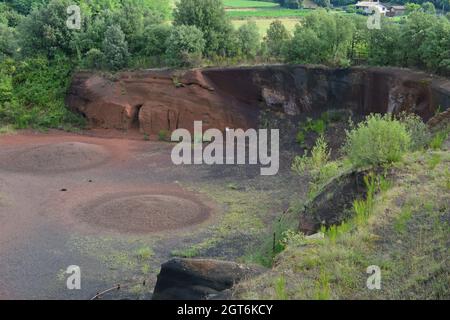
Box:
235, 21, 260, 59
0, 55, 84, 129
83, 48, 104, 70
265, 20, 291, 58
398, 112, 431, 151
282, 10, 355, 66
18, 0, 76, 57
429, 130, 449, 150
295, 131, 306, 146
142, 24, 172, 57
165, 25, 205, 67
310, 135, 331, 169
274, 276, 288, 300
0, 58, 14, 104
295, 117, 328, 147
316, 161, 340, 184
292, 135, 330, 176
173, 0, 233, 56
291, 153, 310, 176
158, 129, 169, 141
344, 114, 411, 168
0, 22, 18, 58
102, 25, 130, 71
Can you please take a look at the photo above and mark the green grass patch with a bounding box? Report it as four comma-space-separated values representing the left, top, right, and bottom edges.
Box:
274, 276, 288, 300
171, 183, 275, 260
235, 150, 450, 299
429, 130, 449, 150
227, 8, 310, 18
224, 0, 279, 8
394, 207, 413, 234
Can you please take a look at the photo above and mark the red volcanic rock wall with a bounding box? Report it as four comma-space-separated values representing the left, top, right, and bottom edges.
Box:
66, 69, 259, 135
66, 65, 450, 134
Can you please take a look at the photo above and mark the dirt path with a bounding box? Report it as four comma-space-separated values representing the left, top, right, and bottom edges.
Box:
0, 130, 304, 299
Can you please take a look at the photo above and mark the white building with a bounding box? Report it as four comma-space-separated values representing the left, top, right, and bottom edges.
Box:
355, 1, 388, 15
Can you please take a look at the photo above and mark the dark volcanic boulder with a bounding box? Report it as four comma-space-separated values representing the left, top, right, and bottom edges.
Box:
299, 170, 368, 235
152, 258, 265, 300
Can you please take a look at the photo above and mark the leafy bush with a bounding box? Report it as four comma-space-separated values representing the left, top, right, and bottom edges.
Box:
0, 58, 14, 104
429, 130, 449, 150
282, 10, 355, 66
421, 2, 436, 14
264, 20, 290, 58
165, 25, 205, 67
142, 24, 172, 57
235, 22, 260, 59
344, 114, 411, 168
18, 0, 75, 57
0, 55, 83, 129
0, 22, 18, 58
295, 117, 328, 147
398, 112, 431, 151
292, 135, 331, 175
158, 129, 169, 141
173, 0, 233, 56
102, 25, 130, 70
83, 48, 104, 70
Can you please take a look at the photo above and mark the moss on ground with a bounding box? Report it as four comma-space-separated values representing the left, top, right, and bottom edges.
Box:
66, 235, 158, 297
171, 183, 280, 259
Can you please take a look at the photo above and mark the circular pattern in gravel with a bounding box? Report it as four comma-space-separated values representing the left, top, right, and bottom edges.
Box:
1, 142, 110, 173
73, 192, 210, 234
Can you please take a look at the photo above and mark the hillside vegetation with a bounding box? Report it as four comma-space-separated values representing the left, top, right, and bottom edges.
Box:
236, 113, 450, 299
1, 1, 450, 131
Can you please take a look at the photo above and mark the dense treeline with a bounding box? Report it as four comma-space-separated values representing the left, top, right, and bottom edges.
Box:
0, 0, 450, 130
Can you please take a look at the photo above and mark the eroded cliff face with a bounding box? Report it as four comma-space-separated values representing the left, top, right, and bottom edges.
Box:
66, 69, 257, 135
66, 65, 450, 134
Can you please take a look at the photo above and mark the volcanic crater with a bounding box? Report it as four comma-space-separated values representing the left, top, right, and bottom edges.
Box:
1, 65, 449, 299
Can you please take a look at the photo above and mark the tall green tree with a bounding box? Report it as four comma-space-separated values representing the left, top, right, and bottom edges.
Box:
236, 22, 260, 59
6, 0, 49, 14
102, 25, 130, 70
264, 20, 291, 58
165, 25, 205, 67
422, 1, 436, 13
367, 19, 404, 66
283, 10, 355, 66
18, 0, 76, 57
173, 0, 234, 57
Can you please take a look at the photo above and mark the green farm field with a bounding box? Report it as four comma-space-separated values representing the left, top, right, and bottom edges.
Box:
231, 18, 300, 33
226, 8, 312, 18
223, 0, 279, 8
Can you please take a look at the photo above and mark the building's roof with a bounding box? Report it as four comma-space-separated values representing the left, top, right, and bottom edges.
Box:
356, 1, 385, 7
380, 3, 406, 10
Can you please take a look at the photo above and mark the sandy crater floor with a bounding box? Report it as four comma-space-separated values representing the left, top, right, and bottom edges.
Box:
0, 130, 301, 299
